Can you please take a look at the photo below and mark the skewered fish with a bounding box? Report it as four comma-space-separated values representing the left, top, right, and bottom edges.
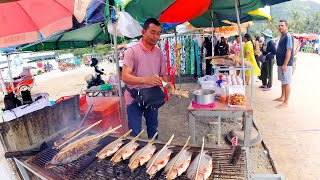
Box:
96, 130, 132, 160
186, 138, 212, 180
111, 130, 144, 164
53, 120, 102, 149
46, 125, 121, 168
165, 137, 192, 179
146, 135, 174, 178
128, 132, 158, 171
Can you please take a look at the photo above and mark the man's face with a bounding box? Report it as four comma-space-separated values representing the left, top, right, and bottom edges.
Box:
278, 22, 287, 34
236, 37, 240, 43
142, 24, 161, 46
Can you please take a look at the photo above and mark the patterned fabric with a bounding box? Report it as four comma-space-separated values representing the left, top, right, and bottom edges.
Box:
165, 40, 170, 72
180, 37, 186, 75
176, 41, 181, 77
195, 39, 201, 77
190, 40, 195, 74
169, 38, 176, 67
185, 37, 191, 74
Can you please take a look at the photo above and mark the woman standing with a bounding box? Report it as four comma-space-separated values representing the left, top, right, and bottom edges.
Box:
260, 29, 276, 91
254, 36, 262, 69
243, 34, 261, 85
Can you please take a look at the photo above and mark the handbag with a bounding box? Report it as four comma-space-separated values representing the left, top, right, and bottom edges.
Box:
127, 86, 165, 111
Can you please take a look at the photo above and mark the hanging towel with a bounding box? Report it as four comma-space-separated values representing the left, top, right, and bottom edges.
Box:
190, 39, 195, 74
176, 41, 181, 77
185, 37, 191, 75
195, 40, 201, 77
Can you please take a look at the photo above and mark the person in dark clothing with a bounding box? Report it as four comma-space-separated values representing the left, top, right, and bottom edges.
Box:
260, 29, 277, 91
214, 37, 229, 56
204, 37, 213, 75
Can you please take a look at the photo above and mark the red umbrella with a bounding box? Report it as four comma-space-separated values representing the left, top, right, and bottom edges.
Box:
0, 0, 93, 48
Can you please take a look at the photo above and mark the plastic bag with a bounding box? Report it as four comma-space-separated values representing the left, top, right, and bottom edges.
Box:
107, 21, 123, 37
117, 12, 142, 38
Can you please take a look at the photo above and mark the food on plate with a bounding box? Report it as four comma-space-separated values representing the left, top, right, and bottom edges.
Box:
228, 93, 246, 106
186, 151, 213, 180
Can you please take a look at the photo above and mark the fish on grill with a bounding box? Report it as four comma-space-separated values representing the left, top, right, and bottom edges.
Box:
146, 135, 174, 178
111, 130, 144, 164
128, 132, 158, 171
96, 130, 132, 160
186, 138, 212, 180
45, 125, 121, 168
53, 120, 102, 149
164, 137, 192, 179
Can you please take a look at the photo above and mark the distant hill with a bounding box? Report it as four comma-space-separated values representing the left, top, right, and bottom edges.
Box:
270, 0, 320, 21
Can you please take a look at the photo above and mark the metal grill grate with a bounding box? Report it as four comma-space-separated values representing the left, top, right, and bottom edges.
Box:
24, 136, 247, 180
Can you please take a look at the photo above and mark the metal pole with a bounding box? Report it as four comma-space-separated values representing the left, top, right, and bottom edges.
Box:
0, 68, 8, 95
113, 21, 127, 134
6, 54, 15, 94
211, 10, 214, 57
234, 0, 246, 86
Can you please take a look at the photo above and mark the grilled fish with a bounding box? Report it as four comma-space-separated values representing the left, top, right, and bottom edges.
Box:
186, 151, 212, 180
53, 127, 86, 147
46, 125, 121, 168
146, 135, 174, 177
96, 130, 132, 160
164, 148, 192, 179
128, 132, 158, 171
146, 146, 173, 177
111, 130, 144, 164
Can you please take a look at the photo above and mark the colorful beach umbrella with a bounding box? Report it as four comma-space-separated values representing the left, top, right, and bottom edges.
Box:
121, 0, 289, 24
0, 0, 106, 48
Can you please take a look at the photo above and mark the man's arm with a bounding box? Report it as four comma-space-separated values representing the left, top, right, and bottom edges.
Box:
122, 65, 162, 86
283, 49, 292, 66
282, 34, 293, 72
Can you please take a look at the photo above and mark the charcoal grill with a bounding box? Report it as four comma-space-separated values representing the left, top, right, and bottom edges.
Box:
14, 136, 250, 180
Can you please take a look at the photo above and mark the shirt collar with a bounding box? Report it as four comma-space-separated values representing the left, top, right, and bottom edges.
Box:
139, 39, 156, 52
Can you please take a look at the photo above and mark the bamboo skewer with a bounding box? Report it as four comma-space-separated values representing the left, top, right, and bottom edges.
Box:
111, 129, 144, 163
166, 136, 190, 179
57, 120, 102, 149
96, 129, 132, 158
128, 132, 158, 170
195, 137, 205, 180
147, 134, 174, 175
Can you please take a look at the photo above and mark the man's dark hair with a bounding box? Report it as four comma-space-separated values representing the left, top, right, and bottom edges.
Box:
255, 36, 260, 41
279, 19, 288, 26
143, 18, 161, 30
235, 35, 239, 38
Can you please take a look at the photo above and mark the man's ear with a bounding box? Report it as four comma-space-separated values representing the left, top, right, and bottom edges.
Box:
142, 29, 146, 36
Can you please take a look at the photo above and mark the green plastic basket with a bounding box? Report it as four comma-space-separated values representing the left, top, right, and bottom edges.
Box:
100, 84, 113, 91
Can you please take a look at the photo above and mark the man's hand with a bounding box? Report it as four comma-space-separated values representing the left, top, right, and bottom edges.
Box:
282, 64, 287, 73
144, 75, 162, 86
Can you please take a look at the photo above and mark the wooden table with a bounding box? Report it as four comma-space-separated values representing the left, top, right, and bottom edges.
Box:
188, 100, 253, 147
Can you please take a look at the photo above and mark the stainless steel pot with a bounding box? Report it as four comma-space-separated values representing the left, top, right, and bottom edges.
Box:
192, 89, 215, 105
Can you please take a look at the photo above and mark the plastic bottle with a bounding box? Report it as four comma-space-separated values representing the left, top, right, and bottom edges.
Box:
220, 84, 227, 104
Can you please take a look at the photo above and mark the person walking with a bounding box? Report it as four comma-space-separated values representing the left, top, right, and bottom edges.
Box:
260, 29, 276, 91
122, 18, 170, 138
243, 33, 261, 85
274, 20, 294, 108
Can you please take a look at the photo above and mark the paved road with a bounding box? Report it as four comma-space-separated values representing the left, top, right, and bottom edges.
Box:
253, 53, 320, 179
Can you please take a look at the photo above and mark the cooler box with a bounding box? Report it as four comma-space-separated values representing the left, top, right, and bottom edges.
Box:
80, 97, 127, 134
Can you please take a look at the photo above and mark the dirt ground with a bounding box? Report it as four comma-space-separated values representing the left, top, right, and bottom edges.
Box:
1, 52, 319, 179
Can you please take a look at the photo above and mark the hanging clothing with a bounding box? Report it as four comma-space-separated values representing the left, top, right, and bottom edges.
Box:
180, 37, 186, 75
190, 40, 195, 74
185, 37, 191, 74
195, 39, 201, 77
165, 40, 170, 72
176, 41, 181, 77
169, 38, 176, 67
243, 41, 261, 77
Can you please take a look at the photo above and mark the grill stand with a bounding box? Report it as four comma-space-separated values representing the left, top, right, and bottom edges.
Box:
13, 136, 252, 180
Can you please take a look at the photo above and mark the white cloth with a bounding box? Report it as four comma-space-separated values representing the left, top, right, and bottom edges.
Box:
2, 93, 51, 122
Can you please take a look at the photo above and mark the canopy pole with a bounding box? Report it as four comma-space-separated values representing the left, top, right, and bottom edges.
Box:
234, 0, 246, 85
113, 14, 127, 134
6, 54, 15, 95
211, 10, 214, 57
